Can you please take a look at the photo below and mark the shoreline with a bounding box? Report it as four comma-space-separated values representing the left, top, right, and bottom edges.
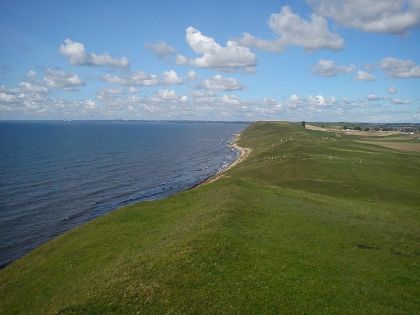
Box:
193, 132, 251, 188
2, 122, 419, 313
0, 130, 249, 269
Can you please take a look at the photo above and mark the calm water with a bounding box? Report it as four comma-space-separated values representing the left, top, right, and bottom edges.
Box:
0, 121, 247, 267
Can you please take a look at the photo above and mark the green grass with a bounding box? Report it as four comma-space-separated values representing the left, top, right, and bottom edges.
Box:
1, 122, 419, 314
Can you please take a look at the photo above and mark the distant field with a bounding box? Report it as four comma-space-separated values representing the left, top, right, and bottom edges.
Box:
1, 122, 419, 314
306, 124, 405, 137
356, 140, 420, 152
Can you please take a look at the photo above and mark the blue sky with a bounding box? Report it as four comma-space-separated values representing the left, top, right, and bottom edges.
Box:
0, 0, 419, 121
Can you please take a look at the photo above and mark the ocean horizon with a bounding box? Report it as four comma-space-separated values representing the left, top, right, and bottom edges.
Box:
0, 120, 248, 267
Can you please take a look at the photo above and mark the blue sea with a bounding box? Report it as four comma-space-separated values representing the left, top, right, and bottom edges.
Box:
0, 121, 248, 267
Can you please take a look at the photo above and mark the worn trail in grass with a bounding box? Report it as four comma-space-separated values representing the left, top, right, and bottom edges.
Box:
1, 122, 419, 314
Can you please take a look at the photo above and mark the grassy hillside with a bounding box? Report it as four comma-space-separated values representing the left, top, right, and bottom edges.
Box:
1, 122, 419, 314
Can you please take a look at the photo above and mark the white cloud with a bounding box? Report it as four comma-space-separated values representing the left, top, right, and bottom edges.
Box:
59, 39, 86, 64
161, 70, 183, 85
0, 91, 16, 103
190, 90, 216, 100
145, 41, 176, 58
153, 89, 180, 101
59, 39, 129, 68
97, 88, 123, 100
105, 88, 123, 94
263, 97, 281, 106
308, 0, 420, 34
380, 57, 420, 78
127, 72, 159, 86
238, 33, 285, 53
290, 94, 299, 103
43, 69, 84, 90
175, 54, 189, 65
355, 70, 376, 81
238, 6, 344, 52
102, 74, 127, 85
221, 94, 242, 105
313, 59, 355, 77
308, 95, 327, 106
387, 86, 398, 94
366, 94, 384, 101
19, 81, 48, 94
187, 70, 197, 80
89, 53, 129, 69
0, 84, 101, 117
103, 70, 183, 86
201, 75, 244, 91
26, 70, 37, 80
2, 77, 417, 121
183, 26, 257, 72
391, 98, 411, 104
103, 72, 158, 86
83, 99, 97, 110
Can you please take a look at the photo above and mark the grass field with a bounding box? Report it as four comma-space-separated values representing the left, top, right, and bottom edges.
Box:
1, 122, 419, 314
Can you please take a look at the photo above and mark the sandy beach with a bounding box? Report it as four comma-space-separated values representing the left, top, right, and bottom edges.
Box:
198, 133, 251, 186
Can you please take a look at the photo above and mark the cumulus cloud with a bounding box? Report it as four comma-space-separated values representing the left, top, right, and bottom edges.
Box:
2, 76, 416, 121
156, 90, 177, 101
221, 94, 242, 105
387, 86, 398, 94
238, 6, 344, 52
380, 57, 420, 78
103, 72, 157, 86
0, 84, 99, 117
391, 98, 411, 104
290, 94, 299, 103
307, 0, 420, 34
59, 39, 129, 68
366, 94, 384, 101
145, 41, 176, 59
83, 99, 97, 110
26, 70, 37, 80
181, 26, 257, 72
355, 70, 376, 81
97, 88, 124, 100
263, 97, 281, 106
313, 59, 355, 77
102, 89, 281, 119
129, 73, 158, 86
0, 91, 16, 103
19, 81, 48, 94
43, 69, 84, 90
103, 70, 183, 86
102, 74, 127, 85
175, 54, 189, 65
201, 75, 244, 91
308, 95, 327, 106
161, 70, 183, 85
187, 70, 197, 80
152, 89, 186, 102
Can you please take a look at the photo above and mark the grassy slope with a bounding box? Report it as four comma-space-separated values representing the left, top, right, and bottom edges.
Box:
1, 122, 419, 314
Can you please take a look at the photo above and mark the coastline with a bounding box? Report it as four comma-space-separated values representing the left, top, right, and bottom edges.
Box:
0, 124, 248, 269
195, 132, 251, 187
2, 122, 419, 314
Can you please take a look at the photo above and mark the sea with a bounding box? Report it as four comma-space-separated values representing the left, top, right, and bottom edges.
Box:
0, 121, 248, 267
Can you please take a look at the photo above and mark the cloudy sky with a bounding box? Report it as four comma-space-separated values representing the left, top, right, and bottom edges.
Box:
0, 0, 419, 121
